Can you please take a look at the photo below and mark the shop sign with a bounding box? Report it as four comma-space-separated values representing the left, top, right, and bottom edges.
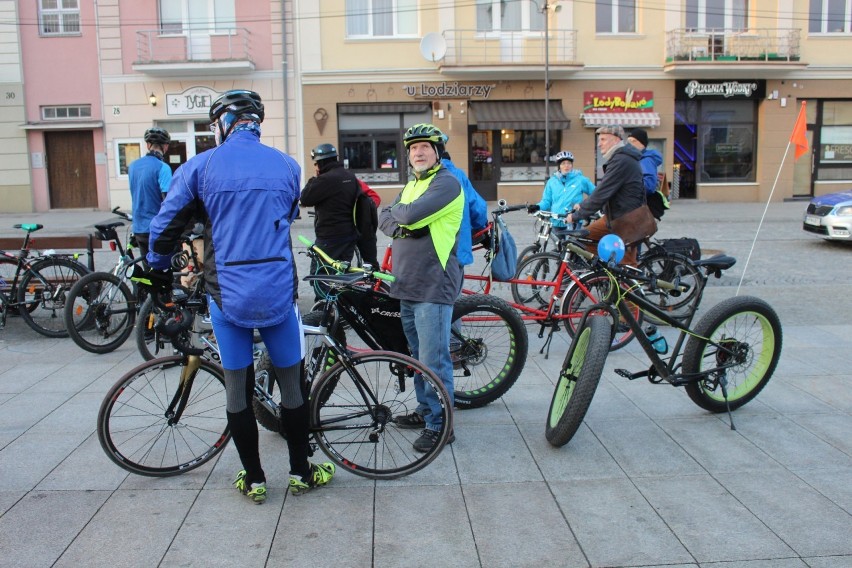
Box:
676, 79, 765, 100
583, 90, 654, 113
403, 82, 494, 99
166, 86, 219, 116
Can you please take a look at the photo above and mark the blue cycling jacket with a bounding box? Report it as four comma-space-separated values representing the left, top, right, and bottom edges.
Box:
147, 129, 301, 328
441, 157, 488, 266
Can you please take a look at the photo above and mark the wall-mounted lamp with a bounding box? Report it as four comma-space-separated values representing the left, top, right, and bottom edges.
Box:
149, 93, 158, 107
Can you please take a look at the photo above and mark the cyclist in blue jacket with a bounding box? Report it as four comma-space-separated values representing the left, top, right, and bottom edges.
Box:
527, 151, 594, 230
144, 90, 334, 503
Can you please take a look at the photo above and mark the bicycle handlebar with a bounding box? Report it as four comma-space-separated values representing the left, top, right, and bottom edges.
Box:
492, 199, 528, 215
111, 206, 132, 222
297, 235, 396, 283
147, 290, 205, 356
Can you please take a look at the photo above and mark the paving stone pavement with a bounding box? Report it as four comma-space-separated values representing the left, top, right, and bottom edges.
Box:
1, 200, 850, 567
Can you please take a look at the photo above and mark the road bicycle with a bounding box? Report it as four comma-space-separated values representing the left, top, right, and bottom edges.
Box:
298, 235, 529, 409
545, 239, 782, 447
97, 268, 453, 480
516, 209, 575, 266
0, 223, 89, 337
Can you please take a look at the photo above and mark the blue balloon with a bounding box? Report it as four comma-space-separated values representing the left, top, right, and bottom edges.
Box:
598, 234, 625, 263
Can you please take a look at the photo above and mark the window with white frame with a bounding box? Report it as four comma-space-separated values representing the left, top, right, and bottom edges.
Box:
476, 0, 546, 33
596, 0, 636, 33
39, 0, 81, 36
42, 105, 91, 120
685, 0, 748, 30
809, 0, 852, 33
159, 0, 236, 35
346, 0, 418, 37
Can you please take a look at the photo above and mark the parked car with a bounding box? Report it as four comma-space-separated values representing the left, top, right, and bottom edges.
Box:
802, 189, 852, 241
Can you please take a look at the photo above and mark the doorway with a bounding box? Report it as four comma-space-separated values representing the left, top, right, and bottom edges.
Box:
470, 129, 497, 201
45, 130, 97, 208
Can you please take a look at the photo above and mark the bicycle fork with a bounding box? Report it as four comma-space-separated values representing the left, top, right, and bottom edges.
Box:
165, 355, 202, 426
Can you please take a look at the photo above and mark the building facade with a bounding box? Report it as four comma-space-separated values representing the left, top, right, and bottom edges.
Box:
2, 0, 851, 213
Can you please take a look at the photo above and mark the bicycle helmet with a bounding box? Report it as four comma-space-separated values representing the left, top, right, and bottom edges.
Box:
551, 150, 574, 164
144, 127, 170, 146
208, 89, 265, 123
403, 123, 445, 149
311, 143, 338, 162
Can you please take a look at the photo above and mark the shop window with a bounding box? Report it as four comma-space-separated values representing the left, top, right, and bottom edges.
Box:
476, 0, 545, 32
498, 129, 561, 182
596, 0, 637, 33
693, 100, 756, 183
808, 0, 851, 33
346, 0, 418, 37
116, 141, 143, 177
815, 100, 852, 180
39, 0, 80, 36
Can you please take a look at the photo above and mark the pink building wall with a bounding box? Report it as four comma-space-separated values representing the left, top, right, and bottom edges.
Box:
18, 0, 106, 210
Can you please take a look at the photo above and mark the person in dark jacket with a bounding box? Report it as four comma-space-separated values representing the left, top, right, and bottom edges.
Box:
143, 90, 335, 503
566, 125, 645, 266
300, 144, 365, 268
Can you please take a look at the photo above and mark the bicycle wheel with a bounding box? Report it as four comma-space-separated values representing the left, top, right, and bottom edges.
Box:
97, 355, 230, 476
451, 294, 529, 409
639, 250, 703, 324
515, 244, 541, 268
17, 256, 88, 337
560, 270, 642, 351
682, 296, 782, 412
310, 350, 452, 480
545, 315, 611, 447
511, 252, 561, 306
253, 310, 346, 433
65, 271, 136, 353
0, 257, 22, 315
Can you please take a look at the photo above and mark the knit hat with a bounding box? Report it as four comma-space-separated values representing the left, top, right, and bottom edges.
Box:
629, 128, 649, 147
595, 125, 625, 139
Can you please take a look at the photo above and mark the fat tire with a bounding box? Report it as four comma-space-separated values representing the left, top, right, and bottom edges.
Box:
310, 350, 452, 479
97, 355, 230, 476
545, 315, 610, 447
682, 296, 782, 412
65, 271, 136, 354
451, 294, 528, 409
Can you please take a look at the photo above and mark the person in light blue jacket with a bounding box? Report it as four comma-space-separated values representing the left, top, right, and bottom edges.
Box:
527, 151, 594, 227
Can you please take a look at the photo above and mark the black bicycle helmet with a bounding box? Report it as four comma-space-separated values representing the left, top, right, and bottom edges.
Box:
551, 150, 574, 164
311, 143, 338, 162
403, 123, 445, 149
209, 89, 265, 123
144, 127, 170, 145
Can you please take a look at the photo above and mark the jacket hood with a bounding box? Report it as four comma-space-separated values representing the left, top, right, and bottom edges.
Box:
616, 143, 643, 161
642, 148, 663, 168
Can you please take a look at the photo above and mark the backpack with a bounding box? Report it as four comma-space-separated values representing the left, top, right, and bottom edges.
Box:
490, 216, 517, 281
352, 180, 379, 266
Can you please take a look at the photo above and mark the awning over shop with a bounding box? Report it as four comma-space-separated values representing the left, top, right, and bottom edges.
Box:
339, 103, 432, 114
580, 112, 661, 128
470, 100, 571, 130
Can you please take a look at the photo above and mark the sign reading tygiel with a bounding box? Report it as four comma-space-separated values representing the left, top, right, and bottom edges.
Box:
403, 82, 494, 99
166, 86, 219, 116
583, 90, 655, 113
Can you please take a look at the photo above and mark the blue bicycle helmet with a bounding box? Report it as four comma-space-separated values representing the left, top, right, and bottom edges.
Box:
598, 234, 626, 264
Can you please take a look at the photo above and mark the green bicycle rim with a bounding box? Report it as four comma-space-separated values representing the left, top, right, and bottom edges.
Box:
549, 325, 591, 428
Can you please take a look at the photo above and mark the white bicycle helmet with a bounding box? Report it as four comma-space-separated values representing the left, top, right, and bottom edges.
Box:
551, 151, 574, 164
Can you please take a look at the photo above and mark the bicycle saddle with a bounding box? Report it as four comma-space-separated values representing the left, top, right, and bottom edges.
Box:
694, 254, 736, 278
13, 223, 43, 232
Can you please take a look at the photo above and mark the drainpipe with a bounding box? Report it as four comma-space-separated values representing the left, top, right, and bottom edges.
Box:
281, 0, 290, 153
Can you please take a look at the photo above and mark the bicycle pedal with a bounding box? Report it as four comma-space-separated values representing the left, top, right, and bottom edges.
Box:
615, 368, 647, 381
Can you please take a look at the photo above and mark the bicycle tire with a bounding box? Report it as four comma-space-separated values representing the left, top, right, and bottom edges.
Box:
451, 294, 529, 409
560, 270, 642, 351
515, 244, 542, 269
638, 250, 703, 324
545, 315, 610, 447
310, 350, 452, 480
682, 296, 782, 412
510, 251, 562, 306
17, 256, 88, 337
253, 310, 346, 433
65, 271, 136, 354
0, 257, 24, 315
97, 355, 230, 476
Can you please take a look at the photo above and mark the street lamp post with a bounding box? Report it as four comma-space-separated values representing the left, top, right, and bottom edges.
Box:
540, 1, 560, 177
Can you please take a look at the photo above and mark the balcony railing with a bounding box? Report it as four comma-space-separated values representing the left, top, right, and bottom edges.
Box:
442, 29, 578, 67
666, 28, 801, 62
135, 28, 253, 65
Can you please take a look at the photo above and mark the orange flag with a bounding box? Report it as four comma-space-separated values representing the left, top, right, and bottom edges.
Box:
790, 101, 809, 161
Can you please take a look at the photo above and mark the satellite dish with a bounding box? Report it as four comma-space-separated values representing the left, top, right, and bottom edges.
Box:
420, 32, 447, 63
